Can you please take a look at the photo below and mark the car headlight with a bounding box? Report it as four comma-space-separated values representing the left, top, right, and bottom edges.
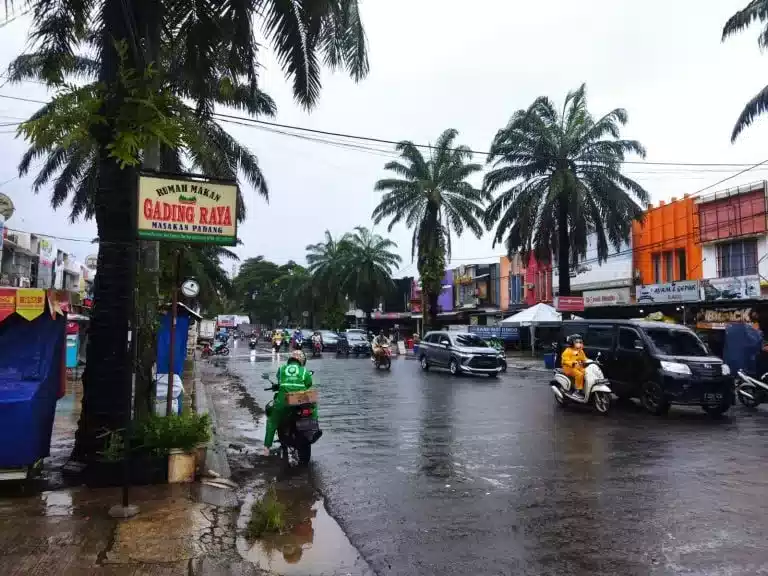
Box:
660, 361, 692, 375
722, 364, 731, 376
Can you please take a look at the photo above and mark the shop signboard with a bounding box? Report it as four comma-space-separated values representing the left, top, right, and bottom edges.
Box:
16, 288, 45, 321
138, 173, 238, 245
584, 287, 631, 307
0, 288, 15, 322
468, 325, 520, 342
700, 275, 760, 301
554, 296, 585, 312
637, 281, 700, 304
695, 307, 756, 330
371, 312, 411, 319
36, 236, 56, 289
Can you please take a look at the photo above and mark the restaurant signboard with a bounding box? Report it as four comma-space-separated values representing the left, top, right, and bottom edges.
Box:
138, 173, 238, 245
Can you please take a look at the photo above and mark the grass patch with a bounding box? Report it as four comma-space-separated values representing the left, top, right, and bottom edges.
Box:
247, 486, 286, 538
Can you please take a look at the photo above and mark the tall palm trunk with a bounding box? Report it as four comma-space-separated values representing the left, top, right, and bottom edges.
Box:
557, 196, 571, 296
73, 0, 142, 461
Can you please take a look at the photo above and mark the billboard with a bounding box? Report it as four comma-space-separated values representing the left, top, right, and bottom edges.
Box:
138, 173, 238, 245
468, 325, 520, 342
36, 236, 56, 289
553, 233, 632, 292
637, 281, 700, 303
584, 287, 631, 307
700, 276, 760, 301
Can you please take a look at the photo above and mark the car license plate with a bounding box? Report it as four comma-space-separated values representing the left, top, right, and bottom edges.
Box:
704, 392, 723, 403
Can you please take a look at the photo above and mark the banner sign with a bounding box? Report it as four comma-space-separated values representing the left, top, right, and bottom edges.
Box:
554, 296, 585, 312
696, 307, 755, 330
584, 287, 631, 307
637, 281, 700, 303
0, 288, 15, 322
16, 288, 45, 321
468, 325, 520, 341
138, 173, 238, 245
700, 276, 760, 301
217, 314, 236, 328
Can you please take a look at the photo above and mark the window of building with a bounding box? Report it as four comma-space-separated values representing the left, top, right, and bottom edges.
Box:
677, 250, 687, 280
664, 252, 673, 282
652, 253, 661, 284
717, 239, 758, 277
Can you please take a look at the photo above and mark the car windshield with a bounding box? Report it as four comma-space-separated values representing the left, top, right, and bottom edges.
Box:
320, 331, 337, 338
454, 334, 488, 348
645, 328, 709, 357
347, 334, 365, 342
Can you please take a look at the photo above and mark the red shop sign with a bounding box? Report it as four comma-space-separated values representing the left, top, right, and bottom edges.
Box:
554, 296, 585, 312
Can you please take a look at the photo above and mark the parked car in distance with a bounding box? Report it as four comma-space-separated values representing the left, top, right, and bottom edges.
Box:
557, 319, 733, 416
337, 332, 372, 357
318, 330, 340, 351
419, 331, 502, 377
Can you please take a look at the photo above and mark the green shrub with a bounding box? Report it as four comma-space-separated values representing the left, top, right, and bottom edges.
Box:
133, 412, 211, 455
247, 487, 286, 538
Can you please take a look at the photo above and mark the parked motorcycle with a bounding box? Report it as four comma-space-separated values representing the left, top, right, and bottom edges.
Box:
550, 353, 612, 414
262, 373, 321, 465
736, 370, 768, 408
373, 344, 392, 370
201, 341, 230, 359
249, 337, 258, 350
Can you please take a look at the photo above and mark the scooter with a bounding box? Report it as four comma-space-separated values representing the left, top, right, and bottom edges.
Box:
736, 370, 768, 408
294, 337, 304, 351
201, 341, 230, 359
373, 344, 392, 370
550, 353, 612, 414
311, 340, 322, 358
262, 373, 321, 465
248, 337, 258, 350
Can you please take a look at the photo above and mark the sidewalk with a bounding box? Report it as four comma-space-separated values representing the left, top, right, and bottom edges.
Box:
0, 372, 266, 576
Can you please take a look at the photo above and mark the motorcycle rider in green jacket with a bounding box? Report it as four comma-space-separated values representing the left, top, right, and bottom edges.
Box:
262, 349, 315, 455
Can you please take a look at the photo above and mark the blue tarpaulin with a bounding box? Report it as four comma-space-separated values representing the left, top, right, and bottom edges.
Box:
0, 312, 65, 469
156, 312, 190, 376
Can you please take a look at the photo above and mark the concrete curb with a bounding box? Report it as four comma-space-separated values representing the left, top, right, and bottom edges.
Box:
194, 361, 232, 480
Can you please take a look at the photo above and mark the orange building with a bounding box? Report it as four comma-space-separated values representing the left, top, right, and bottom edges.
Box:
633, 195, 703, 285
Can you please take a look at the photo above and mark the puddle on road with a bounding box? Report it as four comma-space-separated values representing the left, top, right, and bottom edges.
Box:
239, 494, 372, 576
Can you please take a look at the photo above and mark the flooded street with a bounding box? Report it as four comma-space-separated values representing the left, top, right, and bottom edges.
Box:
227, 345, 768, 575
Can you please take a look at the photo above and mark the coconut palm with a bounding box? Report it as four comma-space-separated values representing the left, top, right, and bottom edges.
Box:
722, 1, 768, 140
5, 0, 369, 460
372, 128, 487, 329
343, 226, 401, 319
483, 84, 649, 297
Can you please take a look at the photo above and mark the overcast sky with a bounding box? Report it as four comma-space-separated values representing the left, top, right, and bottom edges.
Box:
2, 0, 768, 276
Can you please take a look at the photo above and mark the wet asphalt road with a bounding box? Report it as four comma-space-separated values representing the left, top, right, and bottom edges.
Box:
226, 345, 768, 576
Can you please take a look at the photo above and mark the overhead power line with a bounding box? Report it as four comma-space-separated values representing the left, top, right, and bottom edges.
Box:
2, 90, 768, 169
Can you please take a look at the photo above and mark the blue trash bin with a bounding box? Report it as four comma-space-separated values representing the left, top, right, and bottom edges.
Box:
543, 352, 555, 370
413, 344, 419, 356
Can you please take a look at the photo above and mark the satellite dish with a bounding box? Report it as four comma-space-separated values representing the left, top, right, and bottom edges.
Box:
0, 194, 14, 220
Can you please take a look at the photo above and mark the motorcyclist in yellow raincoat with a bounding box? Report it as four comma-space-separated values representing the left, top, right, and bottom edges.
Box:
561, 334, 587, 393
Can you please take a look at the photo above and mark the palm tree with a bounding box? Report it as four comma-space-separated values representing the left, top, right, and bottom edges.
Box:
372, 128, 487, 329
306, 230, 349, 300
343, 226, 401, 320
722, 1, 768, 140
483, 84, 649, 297
5, 0, 369, 460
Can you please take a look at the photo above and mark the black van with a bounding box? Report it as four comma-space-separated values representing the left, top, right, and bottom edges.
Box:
558, 319, 734, 416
